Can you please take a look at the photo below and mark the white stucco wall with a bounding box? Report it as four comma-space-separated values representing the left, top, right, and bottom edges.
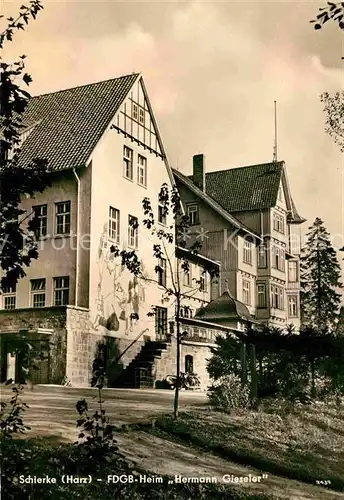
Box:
88, 103, 175, 341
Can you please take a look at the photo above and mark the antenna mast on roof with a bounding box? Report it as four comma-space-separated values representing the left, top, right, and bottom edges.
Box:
273, 100, 278, 163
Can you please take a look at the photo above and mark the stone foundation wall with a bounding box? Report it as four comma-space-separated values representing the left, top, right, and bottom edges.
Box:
154, 339, 213, 391
0, 307, 68, 384
66, 306, 94, 387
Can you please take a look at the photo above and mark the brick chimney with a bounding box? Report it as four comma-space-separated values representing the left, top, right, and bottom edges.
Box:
193, 154, 205, 192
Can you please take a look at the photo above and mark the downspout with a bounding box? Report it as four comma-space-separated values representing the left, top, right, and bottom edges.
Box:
73, 168, 81, 307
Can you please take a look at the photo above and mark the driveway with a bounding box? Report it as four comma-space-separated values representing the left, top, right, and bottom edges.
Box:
1, 384, 207, 440
2, 384, 343, 499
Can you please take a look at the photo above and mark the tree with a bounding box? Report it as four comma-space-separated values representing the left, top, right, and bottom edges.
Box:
320, 91, 344, 152
336, 305, 344, 335
310, 4, 344, 151
310, 2, 344, 31
0, 1, 50, 292
208, 323, 344, 403
301, 218, 342, 330
110, 183, 218, 418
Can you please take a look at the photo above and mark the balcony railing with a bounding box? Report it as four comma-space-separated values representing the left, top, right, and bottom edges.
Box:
180, 324, 224, 344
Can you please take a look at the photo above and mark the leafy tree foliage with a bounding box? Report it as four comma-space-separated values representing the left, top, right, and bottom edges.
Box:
208, 324, 344, 403
110, 183, 218, 418
310, 2, 344, 30
311, 4, 344, 151
301, 218, 342, 331
207, 334, 242, 381
0, 1, 50, 292
320, 91, 344, 152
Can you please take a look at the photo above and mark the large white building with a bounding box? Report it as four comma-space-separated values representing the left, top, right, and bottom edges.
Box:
0, 74, 225, 389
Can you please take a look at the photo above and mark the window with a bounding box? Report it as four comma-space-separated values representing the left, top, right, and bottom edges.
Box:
288, 295, 298, 317
187, 204, 199, 226
288, 261, 298, 282
137, 154, 147, 187
128, 215, 138, 248
272, 245, 285, 271
157, 258, 166, 287
31, 279, 46, 308
109, 207, 120, 242
123, 146, 133, 180
179, 306, 192, 318
243, 240, 252, 265
271, 284, 284, 310
3, 285, 16, 310
273, 212, 285, 234
185, 355, 194, 374
139, 107, 145, 125
199, 269, 207, 292
257, 283, 267, 308
55, 201, 71, 235
257, 244, 267, 268
158, 203, 167, 225
182, 264, 192, 287
33, 204, 47, 238
54, 277, 69, 306
155, 306, 168, 339
242, 280, 251, 306
132, 102, 138, 121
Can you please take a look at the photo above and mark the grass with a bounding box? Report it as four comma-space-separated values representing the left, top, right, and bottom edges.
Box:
151, 402, 344, 493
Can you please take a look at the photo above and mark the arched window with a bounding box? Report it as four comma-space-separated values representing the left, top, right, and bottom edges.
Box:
185, 355, 194, 374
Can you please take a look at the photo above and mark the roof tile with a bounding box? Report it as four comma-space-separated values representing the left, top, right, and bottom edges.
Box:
18, 74, 139, 171
204, 162, 284, 212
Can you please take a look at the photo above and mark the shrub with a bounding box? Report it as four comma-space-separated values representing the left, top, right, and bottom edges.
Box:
207, 374, 250, 413
0, 385, 32, 500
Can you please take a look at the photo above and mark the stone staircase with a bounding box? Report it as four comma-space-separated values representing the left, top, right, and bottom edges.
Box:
111, 340, 169, 388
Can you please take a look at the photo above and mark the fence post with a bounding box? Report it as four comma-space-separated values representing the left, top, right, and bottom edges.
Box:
250, 343, 258, 409
240, 343, 247, 385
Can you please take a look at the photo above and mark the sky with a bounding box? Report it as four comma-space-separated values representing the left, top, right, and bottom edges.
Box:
3, 0, 344, 282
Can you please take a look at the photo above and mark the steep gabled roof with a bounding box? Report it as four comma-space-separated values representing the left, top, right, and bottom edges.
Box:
173, 168, 261, 239
187, 160, 305, 224
205, 161, 284, 212
18, 74, 139, 171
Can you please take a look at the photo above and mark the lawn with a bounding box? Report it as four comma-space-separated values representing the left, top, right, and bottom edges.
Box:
152, 402, 344, 493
